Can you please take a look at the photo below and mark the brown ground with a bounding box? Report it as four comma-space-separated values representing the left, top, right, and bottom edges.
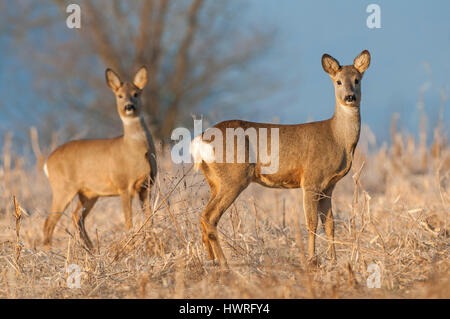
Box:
0, 127, 448, 298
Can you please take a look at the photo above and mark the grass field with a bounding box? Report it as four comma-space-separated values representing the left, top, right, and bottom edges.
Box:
0, 123, 448, 298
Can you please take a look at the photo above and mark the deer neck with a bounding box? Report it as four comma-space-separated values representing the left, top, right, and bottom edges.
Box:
330, 101, 361, 153
121, 116, 150, 149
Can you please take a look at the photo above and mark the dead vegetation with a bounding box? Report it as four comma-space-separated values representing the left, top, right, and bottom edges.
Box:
0, 118, 448, 298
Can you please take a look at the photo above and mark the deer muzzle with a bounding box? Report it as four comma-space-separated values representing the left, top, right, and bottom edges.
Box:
124, 104, 136, 114
344, 95, 356, 102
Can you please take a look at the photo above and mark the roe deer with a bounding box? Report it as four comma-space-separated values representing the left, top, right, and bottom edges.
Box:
43, 66, 157, 249
191, 50, 371, 268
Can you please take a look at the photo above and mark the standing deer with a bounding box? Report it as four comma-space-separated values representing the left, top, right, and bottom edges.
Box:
191, 50, 371, 268
43, 66, 157, 249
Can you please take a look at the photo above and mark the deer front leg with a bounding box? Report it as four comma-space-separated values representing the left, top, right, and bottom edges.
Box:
138, 185, 151, 216
318, 190, 336, 261
302, 189, 319, 265
120, 191, 133, 231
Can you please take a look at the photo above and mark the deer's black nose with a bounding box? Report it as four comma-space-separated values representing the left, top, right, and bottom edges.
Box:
345, 95, 356, 102
124, 104, 136, 112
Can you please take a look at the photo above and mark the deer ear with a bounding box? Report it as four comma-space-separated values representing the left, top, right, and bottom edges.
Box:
133, 66, 148, 90
322, 54, 340, 76
105, 68, 122, 91
353, 50, 371, 74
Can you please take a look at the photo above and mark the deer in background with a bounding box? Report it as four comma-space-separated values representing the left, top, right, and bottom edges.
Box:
43, 66, 157, 249
191, 50, 371, 268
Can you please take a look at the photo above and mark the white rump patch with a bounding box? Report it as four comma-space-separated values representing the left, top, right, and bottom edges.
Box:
43, 162, 49, 178
190, 135, 215, 170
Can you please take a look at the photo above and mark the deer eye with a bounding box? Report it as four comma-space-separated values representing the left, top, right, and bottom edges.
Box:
337, 80, 342, 85
133, 93, 139, 98
118, 95, 123, 99
355, 79, 359, 84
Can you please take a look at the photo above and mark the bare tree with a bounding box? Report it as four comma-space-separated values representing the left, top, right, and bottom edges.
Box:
4, 0, 277, 142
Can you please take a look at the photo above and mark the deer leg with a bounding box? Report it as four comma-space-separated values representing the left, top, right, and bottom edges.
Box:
120, 191, 133, 231
200, 179, 218, 261
43, 189, 77, 248
138, 186, 151, 214
72, 194, 98, 250
318, 190, 336, 261
302, 189, 320, 264
43, 213, 63, 248
138, 185, 153, 226
71, 200, 83, 234
201, 195, 219, 261
201, 182, 249, 269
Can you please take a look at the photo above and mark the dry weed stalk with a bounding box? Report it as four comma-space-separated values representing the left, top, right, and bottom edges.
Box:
345, 262, 357, 288
174, 257, 186, 298
12, 196, 22, 273
29, 127, 45, 171
350, 162, 365, 264
293, 205, 315, 298
2, 133, 12, 188
111, 165, 193, 263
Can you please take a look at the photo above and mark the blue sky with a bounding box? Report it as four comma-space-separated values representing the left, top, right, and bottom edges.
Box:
0, 0, 449, 146
240, 0, 450, 143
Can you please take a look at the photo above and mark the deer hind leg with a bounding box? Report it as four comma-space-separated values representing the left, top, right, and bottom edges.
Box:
201, 197, 218, 261
302, 189, 320, 264
200, 175, 218, 261
318, 189, 336, 261
72, 193, 98, 250
200, 174, 250, 269
43, 188, 78, 248
200, 193, 232, 269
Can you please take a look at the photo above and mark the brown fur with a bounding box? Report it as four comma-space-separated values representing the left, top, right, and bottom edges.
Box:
195, 50, 371, 268
43, 66, 157, 249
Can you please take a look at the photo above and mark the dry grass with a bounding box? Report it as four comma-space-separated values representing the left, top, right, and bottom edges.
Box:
0, 123, 448, 299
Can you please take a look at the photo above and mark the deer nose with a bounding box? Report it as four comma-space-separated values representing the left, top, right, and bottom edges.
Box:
345, 95, 356, 102
124, 104, 136, 112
